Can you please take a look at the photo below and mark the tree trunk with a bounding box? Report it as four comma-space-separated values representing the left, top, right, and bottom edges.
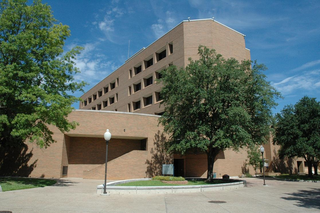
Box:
313, 162, 319, 176
206, 147, 220, 182
307, 161, 313, 178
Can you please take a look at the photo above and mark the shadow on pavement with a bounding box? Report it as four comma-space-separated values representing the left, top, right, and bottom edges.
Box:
282, 188, 320, 209
53, 179, 79, 187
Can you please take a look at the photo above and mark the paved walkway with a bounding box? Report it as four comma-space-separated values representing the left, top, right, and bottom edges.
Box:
0, 178, 320, 213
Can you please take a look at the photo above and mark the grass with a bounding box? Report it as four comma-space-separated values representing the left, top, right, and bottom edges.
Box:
117, 179, 230, 186
275, 174, 320, 181
0, 177, 57, 192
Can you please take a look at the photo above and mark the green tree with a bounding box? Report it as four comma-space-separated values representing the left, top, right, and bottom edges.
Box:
274, 96, 320, 177
247, 145, 263, 175
0, 0, 86, 149
159, 46, 280, 181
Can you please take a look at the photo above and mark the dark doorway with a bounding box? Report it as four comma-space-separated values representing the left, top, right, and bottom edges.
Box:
174, 159, 184, 177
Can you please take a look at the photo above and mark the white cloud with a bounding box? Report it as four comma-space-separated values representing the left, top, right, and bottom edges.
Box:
291, 59, 320, 72
72, 42, 118, 85
272, 70, 320, 95
151, 11, 178, 39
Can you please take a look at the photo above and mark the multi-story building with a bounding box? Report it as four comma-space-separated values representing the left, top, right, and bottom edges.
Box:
15, 19, 300, 180
79, 18, 251, 115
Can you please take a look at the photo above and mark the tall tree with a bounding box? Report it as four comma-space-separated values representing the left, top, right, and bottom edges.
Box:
159, 46, 280, 181
0, 0, 86, 149
274, 96, 320, 177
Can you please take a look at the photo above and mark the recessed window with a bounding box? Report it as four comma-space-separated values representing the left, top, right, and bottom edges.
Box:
134, 82, 141, 92
109, 97, 115, 105
92, 107, 96, 110
84, 100, 87, 106
134, 65, 142, 75
110, 82, 116, 90
128, 86, 132, 96
157, 50, 166, 61
155, 92, 162, 102
97, 104, 101, 110
144, 95, 153, 107
128, 103, 131, 112
93, 94, 97, 100
169, 43, 173, 54
103, 100, 108, 108
144, 76, 153, 87
145, 58, 153, 68
104, 86, 109, 94
133, 100, 141, 110
156, 72, 162, 79
88, 98, 92, 103
155, 111, 164, 115
98, 90, 102, 97
129, 69, 132, 79
116, 93, 118, 102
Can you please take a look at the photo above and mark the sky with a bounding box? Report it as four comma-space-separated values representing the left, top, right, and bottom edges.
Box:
41, 0, 320, 114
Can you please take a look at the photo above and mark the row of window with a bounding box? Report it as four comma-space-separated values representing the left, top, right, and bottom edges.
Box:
128, 43, 173, 79
82, 78, 119, 107
91, 93, 119, 110
128, 92, 162, 112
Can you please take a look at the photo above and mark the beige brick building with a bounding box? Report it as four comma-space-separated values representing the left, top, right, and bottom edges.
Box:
24, 19, 301, 180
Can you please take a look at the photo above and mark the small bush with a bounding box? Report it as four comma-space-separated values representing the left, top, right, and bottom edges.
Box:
152, 176, 185, 181
244, 173, 253, 178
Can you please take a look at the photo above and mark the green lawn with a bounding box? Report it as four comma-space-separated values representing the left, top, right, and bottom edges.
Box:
117, 179, 230, 186
275, 174, 320, 181
0, 177, 57, 192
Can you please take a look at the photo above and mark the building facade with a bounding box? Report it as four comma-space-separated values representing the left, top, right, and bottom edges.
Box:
21, 19, 304, 180
79, 18, 251, 115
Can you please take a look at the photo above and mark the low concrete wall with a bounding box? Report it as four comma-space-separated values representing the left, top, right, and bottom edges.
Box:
97, 178, 245, 195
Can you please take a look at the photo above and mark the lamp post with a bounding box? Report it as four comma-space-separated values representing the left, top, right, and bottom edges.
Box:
103, 129, 112, 194
260, 145, 266, 185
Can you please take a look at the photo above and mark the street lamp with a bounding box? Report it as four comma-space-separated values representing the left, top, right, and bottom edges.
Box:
260, 145, 266, 185
103, 129, 112, 194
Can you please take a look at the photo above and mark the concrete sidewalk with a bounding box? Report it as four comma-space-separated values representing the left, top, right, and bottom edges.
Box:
0, 178, 319, 213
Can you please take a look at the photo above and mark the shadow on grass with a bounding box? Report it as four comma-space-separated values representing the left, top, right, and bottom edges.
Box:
282, 188, 320, 209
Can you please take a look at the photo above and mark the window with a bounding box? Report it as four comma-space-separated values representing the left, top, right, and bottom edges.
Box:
133, 100, 141, 110
156, 72, 162, 79
155, 92, 162, 102
116, 93, 118, 101
117, 78, 119, 86
104, 86, 109, 94
144, 95, 153, 106
98, 90, 102, 97
92, 107, 96, 110
109, 97, 115, 105
140, 139, 147, 150
134, 82, 141, 92
169, 43, 173, 54
110, 82, 116, 90
157, 49, 166, 61
128, 103, 131, 112
144, 76, 153, 87
88, 97, 92, 103
128, 86, 132, 96
93, 94, 97, 100
134, 65, 142, 75
129, 69, 132, 79
145, 58, 153, 68
84, 100, 87, 106
155, 111, 164, 116
103, 100, 108, 108
97, 104, 101, 110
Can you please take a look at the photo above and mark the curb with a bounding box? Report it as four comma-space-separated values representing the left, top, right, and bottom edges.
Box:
97, 178, 245, 195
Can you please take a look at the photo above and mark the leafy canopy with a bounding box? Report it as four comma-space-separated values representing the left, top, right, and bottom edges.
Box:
274, 96, 320, 176
159, 46, 280, 179
0, 0, 86, 148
